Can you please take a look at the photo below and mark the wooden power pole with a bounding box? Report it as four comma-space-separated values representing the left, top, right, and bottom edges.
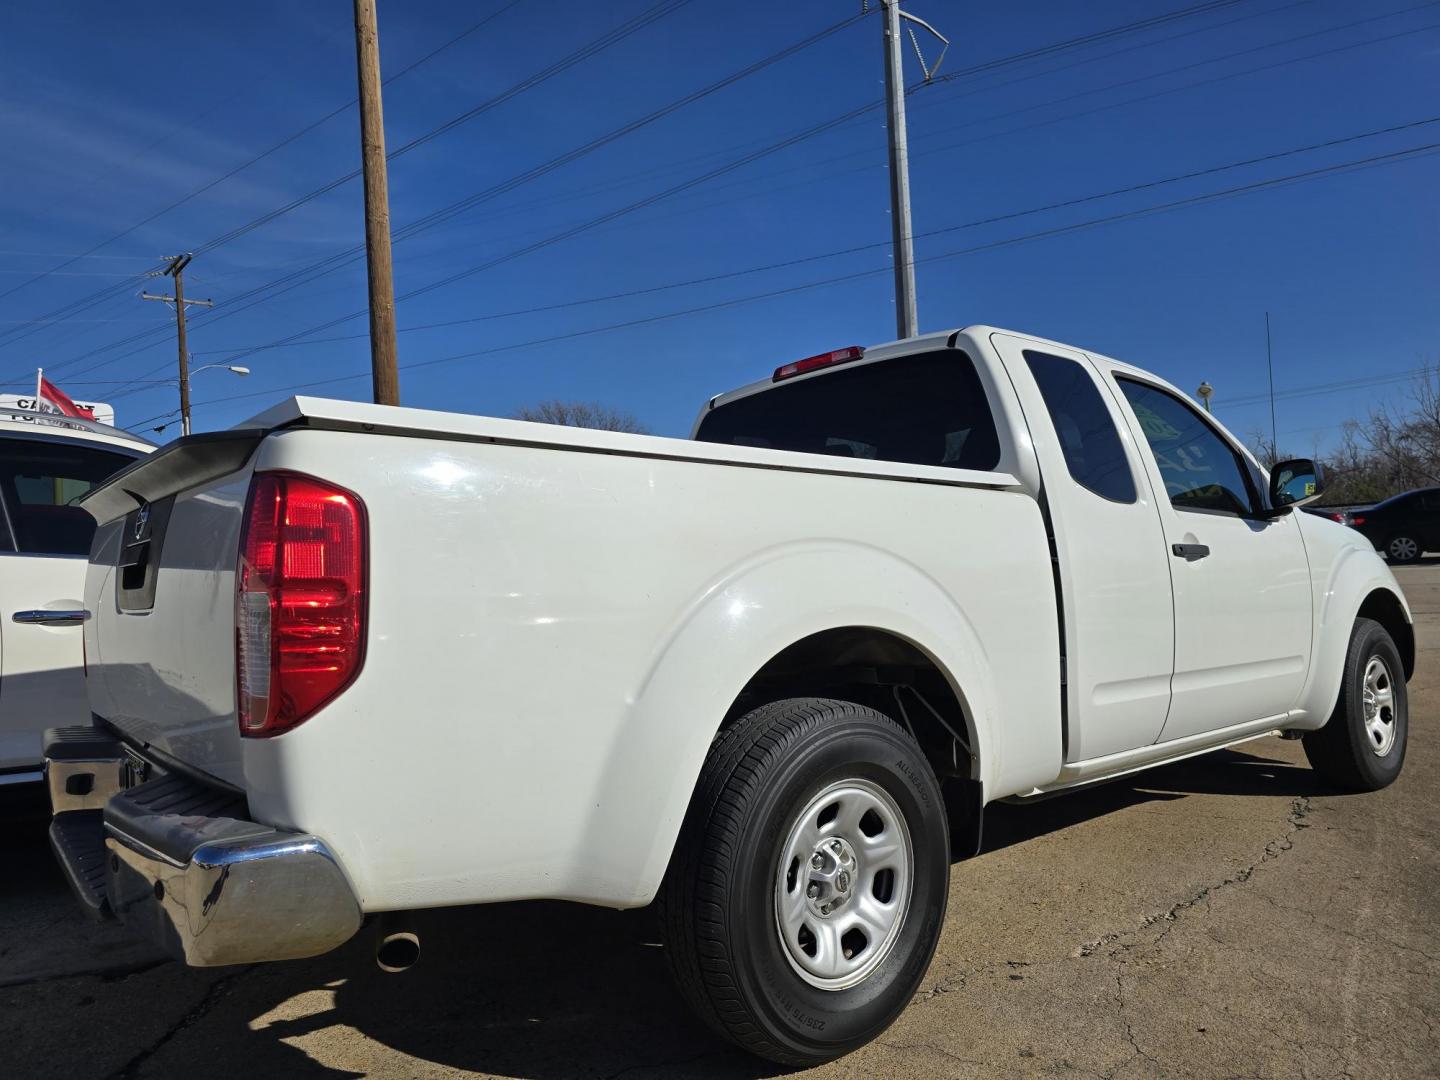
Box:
353, 0, 400, 405
142, 253, 212, 436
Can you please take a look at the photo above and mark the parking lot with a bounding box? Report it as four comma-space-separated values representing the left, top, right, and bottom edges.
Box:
2, 566, 1436, 1079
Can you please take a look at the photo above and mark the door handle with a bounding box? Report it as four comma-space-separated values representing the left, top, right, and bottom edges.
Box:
1171, 543, 1210, 561
12, 609, 91, 626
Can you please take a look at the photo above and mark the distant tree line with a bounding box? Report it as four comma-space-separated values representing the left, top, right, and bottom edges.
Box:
1249, 365, 1440, 507
512, 400, 649, 434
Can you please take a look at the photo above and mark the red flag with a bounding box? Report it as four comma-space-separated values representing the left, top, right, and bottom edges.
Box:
38, 376, 95, 420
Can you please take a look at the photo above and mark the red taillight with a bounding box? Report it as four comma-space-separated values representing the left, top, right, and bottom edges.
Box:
773, 345, 864, 381
237, 472, 366, 737
1350, 515, 1366, 526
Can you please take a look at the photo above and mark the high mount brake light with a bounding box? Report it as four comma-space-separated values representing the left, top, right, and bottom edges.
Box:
773, 346, 865, 382
236, 472, 367, 737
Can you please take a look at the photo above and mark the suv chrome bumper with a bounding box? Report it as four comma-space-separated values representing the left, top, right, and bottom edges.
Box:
45, 726, 362, 966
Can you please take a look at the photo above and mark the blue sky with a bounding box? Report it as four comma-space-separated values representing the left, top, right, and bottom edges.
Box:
0, 0, 1436, 452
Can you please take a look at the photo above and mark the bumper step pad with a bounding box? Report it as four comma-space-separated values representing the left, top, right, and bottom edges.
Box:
48, 810, 112, 920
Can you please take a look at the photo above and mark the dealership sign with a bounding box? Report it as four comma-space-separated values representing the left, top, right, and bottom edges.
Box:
0, 394, 115, 426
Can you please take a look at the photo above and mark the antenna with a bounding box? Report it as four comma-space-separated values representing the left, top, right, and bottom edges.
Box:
1265, 311, 1277, 454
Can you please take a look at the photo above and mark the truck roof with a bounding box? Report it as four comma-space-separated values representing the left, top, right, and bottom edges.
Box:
0, 406, 155, 453
697, 325, 1247, 461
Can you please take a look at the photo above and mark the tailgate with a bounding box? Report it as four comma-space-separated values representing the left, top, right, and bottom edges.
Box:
82, 431, 267, 788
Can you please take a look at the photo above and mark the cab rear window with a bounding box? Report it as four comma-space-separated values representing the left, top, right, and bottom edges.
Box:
695, 350, 1001, 472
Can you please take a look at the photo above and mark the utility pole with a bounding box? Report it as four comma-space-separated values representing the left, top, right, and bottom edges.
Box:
353, 0, 400, 406
142, 253, 212, 437
878, 0, 946, 340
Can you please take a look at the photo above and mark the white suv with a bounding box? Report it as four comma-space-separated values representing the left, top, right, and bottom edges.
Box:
0, 408, 152, 785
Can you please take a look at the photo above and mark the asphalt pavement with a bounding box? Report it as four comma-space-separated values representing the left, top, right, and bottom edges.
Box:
3, 566, 1438, 1079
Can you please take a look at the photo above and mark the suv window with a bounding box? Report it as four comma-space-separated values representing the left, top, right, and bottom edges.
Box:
1117, 379, 1255, 516
0, 439, 134, 555
695, 350, 1001, 472
1024, 350, 1136, 503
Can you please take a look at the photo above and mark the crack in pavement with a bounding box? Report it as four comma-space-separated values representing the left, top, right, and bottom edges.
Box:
1076, 796, 1313, 960
107, 966, 253, 1079
0, 957, 168, 991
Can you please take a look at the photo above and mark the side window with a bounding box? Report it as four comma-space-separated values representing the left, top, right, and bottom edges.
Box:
1117, 379, 1256, 516
0, 439, 134, 556
1024, 351, 1136, 503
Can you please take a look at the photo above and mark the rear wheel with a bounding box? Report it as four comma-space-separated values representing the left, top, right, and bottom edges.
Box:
660, 698, 949, 1066
1303, 618, 1407, 791
1385, 534, 1421, 563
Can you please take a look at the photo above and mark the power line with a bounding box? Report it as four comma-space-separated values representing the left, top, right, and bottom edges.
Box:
74, 9, 877, 395
177, 116, 1440, 362
173, 13, 1440, 374
12, 0, 699, 383
124, 137, 1439, 431
191, 0, 697, 257
49, 1, 1261, 386
0, 0, 666, 365
0, 0, 527, 315
61, 1, 1440, 398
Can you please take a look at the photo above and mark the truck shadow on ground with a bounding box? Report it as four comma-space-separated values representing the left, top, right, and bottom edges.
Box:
6, 744, 1350, 1080
979, 746, 1327, 856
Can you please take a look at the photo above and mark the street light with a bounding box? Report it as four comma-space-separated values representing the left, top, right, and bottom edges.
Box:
152, 362, 250, 435
1196, 380, 1214, 413
179, 361, 248, 435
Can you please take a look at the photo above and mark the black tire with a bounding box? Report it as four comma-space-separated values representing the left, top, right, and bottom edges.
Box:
1303, 618, 1408, 791
1384, 534, 1421, 563
660, 698, 949, 1066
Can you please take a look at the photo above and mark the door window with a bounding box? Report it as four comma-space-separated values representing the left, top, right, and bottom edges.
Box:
0, 439, 134, 555
1024, 350, 1136, 503
1116, 379, 1256, 516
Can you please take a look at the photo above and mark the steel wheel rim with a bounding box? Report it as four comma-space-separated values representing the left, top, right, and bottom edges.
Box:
1389, 536, 1418, 560
1361, 656, 1398, 757
773, 777, 914, 991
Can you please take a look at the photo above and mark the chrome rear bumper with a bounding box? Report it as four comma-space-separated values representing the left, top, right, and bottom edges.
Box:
45, 725, 362, 966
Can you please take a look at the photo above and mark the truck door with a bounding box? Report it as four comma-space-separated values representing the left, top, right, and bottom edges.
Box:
1111, 375, 1311, 741
0, 434, 137, 771
990, 335, 1174, 761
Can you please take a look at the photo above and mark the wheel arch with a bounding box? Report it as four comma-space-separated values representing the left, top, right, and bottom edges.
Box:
575, 541, 1009, 907
1358, 587, 1414, 679
1294, 541, 1415, 725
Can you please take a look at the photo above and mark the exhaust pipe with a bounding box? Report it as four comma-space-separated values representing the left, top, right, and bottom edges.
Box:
374, 915, 420, 973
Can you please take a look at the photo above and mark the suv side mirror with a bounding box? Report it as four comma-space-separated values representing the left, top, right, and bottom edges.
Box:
1270, 458, 1324, 510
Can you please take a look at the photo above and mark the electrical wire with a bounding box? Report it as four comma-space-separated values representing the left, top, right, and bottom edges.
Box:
122, 137, 1440, 431
0, 0, 528, 321
175, 116, 1440, 362
152, 15, 1440, 376
40, 1, 1266, 385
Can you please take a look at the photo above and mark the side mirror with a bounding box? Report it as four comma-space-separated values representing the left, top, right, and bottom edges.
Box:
1270, 458, 1324, 510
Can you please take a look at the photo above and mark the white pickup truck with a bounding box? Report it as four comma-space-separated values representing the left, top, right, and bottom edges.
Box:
46, 326, 1410, 1065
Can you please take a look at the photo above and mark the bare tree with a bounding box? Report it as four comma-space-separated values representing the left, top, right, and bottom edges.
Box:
513, 400, 649, 434
1244, 362, 1440, 507
1356, 365, 1440, 491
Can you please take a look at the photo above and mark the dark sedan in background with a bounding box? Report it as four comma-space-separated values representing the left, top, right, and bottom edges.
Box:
1340, 487, 1440, 563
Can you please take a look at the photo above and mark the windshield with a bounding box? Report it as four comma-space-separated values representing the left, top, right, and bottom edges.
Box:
695, 350, 1000, 472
